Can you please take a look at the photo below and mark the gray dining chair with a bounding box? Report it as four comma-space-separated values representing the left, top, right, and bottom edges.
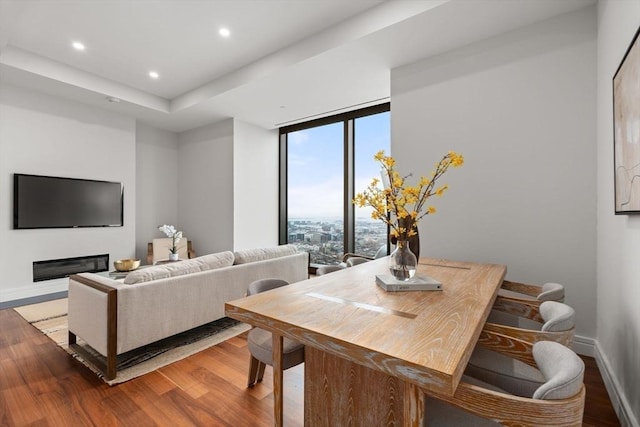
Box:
246, 278, 305, 388
486, 300, 576, 342
467, 300, 576, 397
492, 280, 566, 327
345, 257, 370, 267
424, 340, 585, 426
315, 265, 346, 275
341, 244, 388, 267
499, 280, 565, 302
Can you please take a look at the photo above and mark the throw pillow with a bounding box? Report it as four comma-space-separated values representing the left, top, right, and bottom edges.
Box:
191, 251, 235, 270
124, 251, 235, 284
233, 244, 297, 265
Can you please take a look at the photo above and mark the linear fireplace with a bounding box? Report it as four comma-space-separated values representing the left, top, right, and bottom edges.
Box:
33, 254, 109, 282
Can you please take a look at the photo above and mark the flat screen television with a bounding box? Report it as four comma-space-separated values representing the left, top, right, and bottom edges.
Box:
13, 173, 123, 229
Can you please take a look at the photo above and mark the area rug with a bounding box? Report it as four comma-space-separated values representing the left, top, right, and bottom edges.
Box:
14, 298, 250, 385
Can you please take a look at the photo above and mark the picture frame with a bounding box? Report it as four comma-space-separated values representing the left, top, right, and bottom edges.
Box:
613, 24, 640, 214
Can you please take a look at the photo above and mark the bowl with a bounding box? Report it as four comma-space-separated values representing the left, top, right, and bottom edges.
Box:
114, 258, 141, 272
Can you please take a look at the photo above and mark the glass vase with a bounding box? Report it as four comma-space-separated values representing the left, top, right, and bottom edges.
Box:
388, 240, 417, 281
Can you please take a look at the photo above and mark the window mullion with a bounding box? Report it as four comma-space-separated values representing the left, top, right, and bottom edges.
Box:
344, 119, 355, 255
278, 133, 288, 245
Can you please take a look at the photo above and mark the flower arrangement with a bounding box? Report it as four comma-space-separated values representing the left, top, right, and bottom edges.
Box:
353, 150, 464, 242
158, 224, 183, 254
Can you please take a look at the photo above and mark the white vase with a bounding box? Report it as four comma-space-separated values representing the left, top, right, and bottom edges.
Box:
168, 252, 179, 261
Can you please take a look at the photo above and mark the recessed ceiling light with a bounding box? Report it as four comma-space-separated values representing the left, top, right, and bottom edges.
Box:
148, 71, 159, 79
72, 41, 85, 51
106, 96, 121, 103
219, 27, 231, 38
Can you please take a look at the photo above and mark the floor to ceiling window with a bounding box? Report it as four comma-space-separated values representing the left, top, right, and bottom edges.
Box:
280, 103, 390, 266
353, 111, 391, 258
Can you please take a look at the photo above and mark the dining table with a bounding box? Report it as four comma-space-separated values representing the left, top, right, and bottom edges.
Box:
225, 256, 507, 426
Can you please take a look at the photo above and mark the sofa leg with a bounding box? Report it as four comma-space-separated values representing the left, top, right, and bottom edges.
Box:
106, 353, 117, 381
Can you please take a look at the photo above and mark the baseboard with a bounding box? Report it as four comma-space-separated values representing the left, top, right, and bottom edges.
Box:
0, 279, 68, 306
0, 291, 68, 309
595, 342, 639, 427
562, 335, 636, 427
572, 334, 595, 357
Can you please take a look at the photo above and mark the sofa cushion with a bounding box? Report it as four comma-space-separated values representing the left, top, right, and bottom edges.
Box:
192, 251, 235, 270
233, 244, 297, 265
124, 251, 234, 284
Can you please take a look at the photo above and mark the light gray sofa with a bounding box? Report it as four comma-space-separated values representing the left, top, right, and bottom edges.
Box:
67, 245, 308, 380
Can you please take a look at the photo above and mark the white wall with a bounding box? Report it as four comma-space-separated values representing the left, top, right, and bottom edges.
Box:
135, 123, 179, 261
596, 1, 640, 425
178, 119, 234, 256
391, 7, 597, 341
233, 119, 279, 250
0, 83, 136, 302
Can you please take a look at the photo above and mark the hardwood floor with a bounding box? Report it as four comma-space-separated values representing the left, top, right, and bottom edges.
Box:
0, 307, 620, 426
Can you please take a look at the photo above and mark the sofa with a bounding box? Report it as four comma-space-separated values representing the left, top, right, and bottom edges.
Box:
67, 245, 309, 380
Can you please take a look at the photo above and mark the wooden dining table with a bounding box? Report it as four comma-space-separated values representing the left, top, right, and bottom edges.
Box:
225, 257, 507, 426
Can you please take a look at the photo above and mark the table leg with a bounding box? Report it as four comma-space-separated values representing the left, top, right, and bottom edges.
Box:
272, 333, 284, 427
304, 347, 408, 425
404, 382, 424, 426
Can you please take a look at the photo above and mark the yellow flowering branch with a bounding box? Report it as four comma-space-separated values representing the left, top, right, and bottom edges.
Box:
353, 150, 464, 240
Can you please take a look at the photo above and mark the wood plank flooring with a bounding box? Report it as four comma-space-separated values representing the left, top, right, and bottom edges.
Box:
0, 307, 621, 426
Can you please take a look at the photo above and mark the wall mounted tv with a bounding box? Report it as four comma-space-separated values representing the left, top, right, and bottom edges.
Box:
13, 174, 123, 229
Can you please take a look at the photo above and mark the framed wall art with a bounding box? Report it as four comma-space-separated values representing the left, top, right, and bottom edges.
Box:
613, 24, 640, 214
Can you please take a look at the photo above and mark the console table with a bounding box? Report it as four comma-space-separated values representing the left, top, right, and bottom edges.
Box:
225, 257, 506, 426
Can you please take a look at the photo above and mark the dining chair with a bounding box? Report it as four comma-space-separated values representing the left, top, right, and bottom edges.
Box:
345, 257, 371, 267
341, 244, 388, 267
424, 340, 585, 426
491, 280, 566, 329
246, 279, 305, 388
466, 300, 576, 398
315, 265, 346, 275
499, 279, 565, 303
486, 300, 576, 345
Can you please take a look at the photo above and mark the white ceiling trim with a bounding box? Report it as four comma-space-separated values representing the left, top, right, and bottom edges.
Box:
0, 0, 596, 133
1, 45, 170, 113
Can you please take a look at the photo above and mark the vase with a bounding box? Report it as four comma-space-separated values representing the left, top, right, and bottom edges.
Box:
396, 217, 420, 260
168, 252, 179, 261
388, 240, 417, 281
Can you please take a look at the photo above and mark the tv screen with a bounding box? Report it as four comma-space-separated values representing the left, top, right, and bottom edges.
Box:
13, 174, 123, 229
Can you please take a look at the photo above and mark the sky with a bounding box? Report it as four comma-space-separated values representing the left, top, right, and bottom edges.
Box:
287, 111, 390, 218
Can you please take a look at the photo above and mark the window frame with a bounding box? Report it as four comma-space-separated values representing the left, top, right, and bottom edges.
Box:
279, 102, 390, 267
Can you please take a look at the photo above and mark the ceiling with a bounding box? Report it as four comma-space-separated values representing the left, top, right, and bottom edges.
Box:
0, 0, 595, 132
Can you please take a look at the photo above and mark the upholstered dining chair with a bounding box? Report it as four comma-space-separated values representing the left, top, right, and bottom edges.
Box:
345, 257, 371, 267
492, 280, 566, 329
486, 300, 576, 346
424, 340, 586, 426
246, 278, 305, 387
315, 265, 346, 275
466, 300, 576, 396
146, 238, 195, 265
341, 244, 388, 267
499, 280, 565, 303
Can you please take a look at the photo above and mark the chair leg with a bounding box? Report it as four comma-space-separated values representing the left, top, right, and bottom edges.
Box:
256, 360, 266, 383
248, 355, 260, 387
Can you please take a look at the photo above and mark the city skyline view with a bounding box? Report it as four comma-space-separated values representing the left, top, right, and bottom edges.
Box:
286, 111, 390, 264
